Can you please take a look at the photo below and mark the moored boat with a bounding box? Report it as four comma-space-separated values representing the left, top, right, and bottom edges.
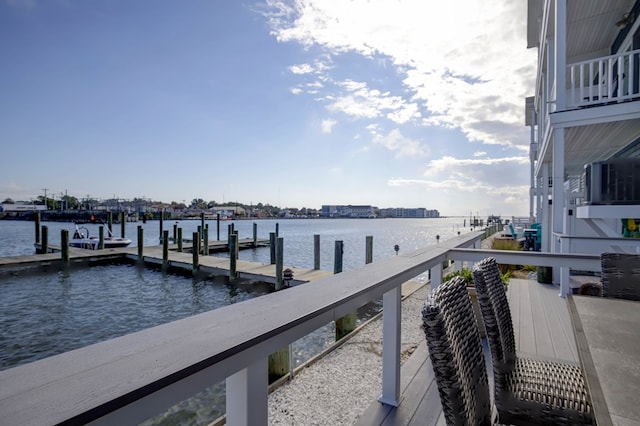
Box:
70, 225, 132, 250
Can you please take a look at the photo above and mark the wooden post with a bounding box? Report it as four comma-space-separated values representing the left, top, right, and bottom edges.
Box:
61, 229, 69, 262
203, 224, 209, 255
200, 212, 205, 237
41, 225, 48, 254
314, 234, 320, 270
177, 228, 183, 252
137, 226, 143, 260
269, 232, 276, 264
162, 230, 169, 266
334, 240, 344, 274
269, 235, 289, 381
216, 213, 220, 240
275, 237, 284, 290
159, 208, 164, 243
173, 222, 177, 244
198, 226, 203, 253
275, 222, 279, 237
234, 230, 239, 259
98, 226, 105, 250
253, 223, 257, 247
35, 212, 41, 244
229, 233, 237, 280
227, 224, 233, 249
120, 211, 125, 238
107, 211, 113, 234
365, 236, 373, 264
192, 231, 199, 272
335, 240, 356, 340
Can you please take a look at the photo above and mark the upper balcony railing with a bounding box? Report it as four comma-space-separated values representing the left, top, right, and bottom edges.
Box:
567, 49, 640, 109
0, 229, 601, 426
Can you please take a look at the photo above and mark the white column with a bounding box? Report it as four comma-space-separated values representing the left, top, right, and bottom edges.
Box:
379, 286, 401, 407
552, 128, 565, 254
555, 0, 567, 110
542, 164, 551, 252
226, 357, 268, 426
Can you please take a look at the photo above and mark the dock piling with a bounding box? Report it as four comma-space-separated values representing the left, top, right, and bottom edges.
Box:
35, 212, 41, 245
41, 225, 48, 254
313, 234, 320, 270
204, 225, 209, 256
192, 232, 199, 272
107, 211, 113, 234
216, 213, 220, 240
120, 211, 125, 238
173, 223, 177, 244
61, 229, 69, 262
177, 228, 183, 252
137, 226, 143, 260
99, 226, 105, 250
253, 223, 257, 247
275, 237, 284, 290
229, 233, 237, 279
365, 236, 373, 264
162, 230, 169, 266
269, 232, 276, 264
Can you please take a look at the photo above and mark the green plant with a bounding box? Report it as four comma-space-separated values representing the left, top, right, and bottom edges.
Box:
443, 266, 509, 288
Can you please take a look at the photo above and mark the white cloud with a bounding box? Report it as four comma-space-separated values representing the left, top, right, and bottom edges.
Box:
265, 0, 535, 149
371, 128, 426, 158
321, 118, 337, 133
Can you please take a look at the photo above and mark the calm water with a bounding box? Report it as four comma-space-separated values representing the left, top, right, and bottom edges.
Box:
0, 217, 468, 424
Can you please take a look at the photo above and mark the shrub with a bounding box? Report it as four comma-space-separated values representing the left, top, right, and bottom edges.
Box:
443, 267, 509, 288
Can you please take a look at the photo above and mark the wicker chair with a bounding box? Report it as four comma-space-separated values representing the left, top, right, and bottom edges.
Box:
472, 257, 594, 426
422, 276, 494, 425
601, 252, 640, 301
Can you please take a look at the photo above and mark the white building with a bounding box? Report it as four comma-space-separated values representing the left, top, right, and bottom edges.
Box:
527, 0, 640, 294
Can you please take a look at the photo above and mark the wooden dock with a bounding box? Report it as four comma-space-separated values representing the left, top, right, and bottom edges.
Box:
0, 239, 330, 286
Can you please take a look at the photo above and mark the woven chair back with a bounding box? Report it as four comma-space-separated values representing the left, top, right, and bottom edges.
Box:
422, 276, 492, 426
473, 258, 516, 369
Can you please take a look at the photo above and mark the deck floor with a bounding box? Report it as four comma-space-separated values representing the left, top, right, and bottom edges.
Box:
356, 278, 577, 425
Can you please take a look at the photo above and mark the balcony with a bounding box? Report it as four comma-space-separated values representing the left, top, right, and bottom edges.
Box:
567, 49, 640, 109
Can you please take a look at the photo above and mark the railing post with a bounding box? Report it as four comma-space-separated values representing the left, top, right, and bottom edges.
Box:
226, 357, 268, 426
430, 263, 443, 290
379, 285, 401, 407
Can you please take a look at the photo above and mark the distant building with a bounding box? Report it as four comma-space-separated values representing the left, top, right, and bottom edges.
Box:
321, 205, 377, 218
321, 205, 439, 218
378, 207, 440, 218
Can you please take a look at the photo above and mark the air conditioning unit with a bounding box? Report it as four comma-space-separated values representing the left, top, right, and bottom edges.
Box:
583, 159, 640, 205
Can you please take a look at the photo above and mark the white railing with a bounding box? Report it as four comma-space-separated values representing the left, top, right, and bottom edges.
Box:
0, 230, 601, 426
567, 49, 640, 108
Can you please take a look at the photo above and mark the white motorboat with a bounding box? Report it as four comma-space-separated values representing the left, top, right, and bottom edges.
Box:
70, 225, 132, 250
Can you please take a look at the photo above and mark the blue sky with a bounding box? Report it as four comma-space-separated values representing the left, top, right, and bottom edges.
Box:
0, 0, 537, 216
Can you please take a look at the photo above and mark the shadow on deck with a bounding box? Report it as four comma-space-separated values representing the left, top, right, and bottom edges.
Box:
355, 278, 577, 425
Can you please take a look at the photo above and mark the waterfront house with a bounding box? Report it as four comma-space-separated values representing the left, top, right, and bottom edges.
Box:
526, 0, 640, 295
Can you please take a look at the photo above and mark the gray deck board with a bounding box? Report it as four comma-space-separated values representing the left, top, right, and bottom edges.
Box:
356, 278, 577, 425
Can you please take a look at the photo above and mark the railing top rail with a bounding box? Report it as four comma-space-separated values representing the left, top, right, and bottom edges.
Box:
0, 232, 483, 425
567, 48, 640, 68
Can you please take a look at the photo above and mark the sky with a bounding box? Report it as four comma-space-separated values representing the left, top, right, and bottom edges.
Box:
0, 0, 537, 216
